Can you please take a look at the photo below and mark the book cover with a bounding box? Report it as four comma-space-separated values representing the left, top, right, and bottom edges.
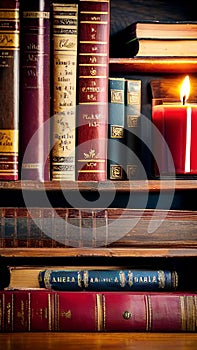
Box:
108, 77, 126, 180
0, 290, 197, 332
51, 2, 78, 181
20, 0, 51, 181
76, 0, 110, 181
125, 79, 141, 179
0, 0, 20, 180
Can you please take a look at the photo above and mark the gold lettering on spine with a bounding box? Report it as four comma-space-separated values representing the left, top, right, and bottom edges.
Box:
186, 296, 196, 331
28, 293, 31, 331
23, 11, 50, 19
48, 293, 52, 331
0, 130, 18, 153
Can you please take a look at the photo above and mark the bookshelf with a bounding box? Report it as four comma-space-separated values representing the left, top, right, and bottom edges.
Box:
1, 0, 197, 348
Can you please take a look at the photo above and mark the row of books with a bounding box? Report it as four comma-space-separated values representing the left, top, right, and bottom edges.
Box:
1, 265, 197, 332
0, 0, 111, 182
2, 0, 197, 182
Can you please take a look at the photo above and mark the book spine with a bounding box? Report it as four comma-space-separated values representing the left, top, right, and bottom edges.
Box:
2, 207, 197, 248
76, 0, 110, 181
20, 0, 50, 181
108, 77, 126, 180
51, 3, 78, 181
39, 269, 178, 291
0, 290, 197, 332
125, 79, 141, 179
0, 0, 20, 180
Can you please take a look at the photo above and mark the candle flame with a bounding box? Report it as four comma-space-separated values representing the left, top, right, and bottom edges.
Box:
180, 75, 190, 105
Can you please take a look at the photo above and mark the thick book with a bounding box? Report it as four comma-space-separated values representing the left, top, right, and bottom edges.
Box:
0, 290, 197, 332
108, 77, 126, 180
1, 207, 197, 248
3, 266, 178, 291
51, 2, 78, 181
114, 21, 197, 40
20, 0, 50, 181
0, 0, 20, 180
76, 0, 110, 181
125, 78, 141, 179
111, 37, 197, 58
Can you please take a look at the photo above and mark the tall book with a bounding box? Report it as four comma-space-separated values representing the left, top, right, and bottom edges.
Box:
19, 0, 50, 181
0, 0, 20, 180
108, 77, 126, 180
1, 290, 197, 332
125, 79, 141, 179
76, 0, 110, 181
51, 2, 78, 181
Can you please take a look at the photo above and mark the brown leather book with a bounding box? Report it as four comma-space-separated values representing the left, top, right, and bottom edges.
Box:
76, 0, 110, 181
20, 0, 50, 181
0, 0, 20, 180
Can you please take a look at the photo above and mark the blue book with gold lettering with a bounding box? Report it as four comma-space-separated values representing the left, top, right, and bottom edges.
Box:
39, 269, 178, 291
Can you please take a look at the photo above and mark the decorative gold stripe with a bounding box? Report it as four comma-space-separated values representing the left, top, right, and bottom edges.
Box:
96, 294, 103, 331
48, 293, 52, 331
79, 53, 107, 56
78, 159, 105, 163
23, 11, 50, 19
186, 296, 196, 331
79, 64, 107, 67
180, 296, 187, 331
80, 41, 107, 44
146, 295, 152, 331
0, 10, 19, 19
28, 293, 31, 331
80, 21, 108, 25
79, 76, 107, 78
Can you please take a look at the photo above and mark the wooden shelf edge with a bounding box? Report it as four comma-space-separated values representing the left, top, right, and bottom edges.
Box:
1, 179, 197, 192
109, 57, 197, 73
1, 247, 197, 258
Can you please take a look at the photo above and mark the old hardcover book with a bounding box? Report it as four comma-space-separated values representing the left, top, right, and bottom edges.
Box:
51, 2, 78, 181
1, 290, 197, 332
76, 0, 110, 181
20, 0, 50, 181
125, 79, 141, 179
108, 77, 126, 180
0, 0, 20, 180
1, 207, 197, 249
113, 21, 197, 40
4, 266, 178, 291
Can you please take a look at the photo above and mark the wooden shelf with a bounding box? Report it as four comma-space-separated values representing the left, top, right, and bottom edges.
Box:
1, 332, 197, 350
109, 57, 197, 74
1, 179, 197, 192
1, 247, 197, 258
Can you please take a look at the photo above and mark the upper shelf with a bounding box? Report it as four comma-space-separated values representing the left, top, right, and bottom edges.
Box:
0, 180, 197, 192
109, 57, 197, 74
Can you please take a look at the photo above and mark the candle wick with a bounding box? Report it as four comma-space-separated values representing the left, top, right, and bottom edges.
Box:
183, 95, 186, 105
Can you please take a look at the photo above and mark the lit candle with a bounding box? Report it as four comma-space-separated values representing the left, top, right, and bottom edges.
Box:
152, 76, 197, 176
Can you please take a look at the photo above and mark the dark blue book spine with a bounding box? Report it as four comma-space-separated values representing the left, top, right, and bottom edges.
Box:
39, 269, 178, 291
108, 77, 126, 180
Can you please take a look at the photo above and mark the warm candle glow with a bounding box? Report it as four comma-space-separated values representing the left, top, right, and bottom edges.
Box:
180, 75, 190, 105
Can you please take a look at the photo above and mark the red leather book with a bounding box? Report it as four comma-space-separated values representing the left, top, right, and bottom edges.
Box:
0, 290, 197, 332
0, 0, 20, 180
76, 0, 110, 181
20, 0, 50, 181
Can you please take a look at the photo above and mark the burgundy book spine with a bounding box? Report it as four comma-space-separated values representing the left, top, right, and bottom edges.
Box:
76, 0, 110, 181
20, 0, 50, 181
0, 0, 20, 180
0, 290, 197, 332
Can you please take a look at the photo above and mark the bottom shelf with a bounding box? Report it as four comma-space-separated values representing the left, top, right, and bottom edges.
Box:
1, 332, 197, 350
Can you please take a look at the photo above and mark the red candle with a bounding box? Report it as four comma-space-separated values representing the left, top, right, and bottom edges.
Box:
152, 76, 197, 175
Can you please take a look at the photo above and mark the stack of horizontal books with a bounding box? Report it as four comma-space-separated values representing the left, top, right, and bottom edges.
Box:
110, 21, 197, 57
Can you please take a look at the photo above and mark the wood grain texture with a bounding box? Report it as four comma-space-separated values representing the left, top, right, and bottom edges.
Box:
0, 333, 197, 350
